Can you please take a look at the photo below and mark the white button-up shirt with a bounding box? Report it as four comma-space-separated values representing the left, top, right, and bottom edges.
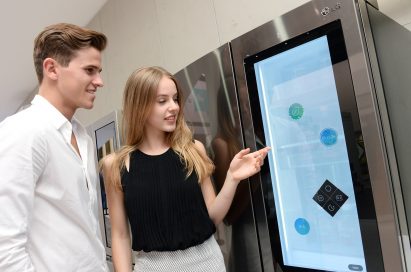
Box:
0, 95, 107, 271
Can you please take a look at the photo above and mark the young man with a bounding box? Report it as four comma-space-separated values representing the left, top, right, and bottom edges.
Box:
0, 23, 108, 271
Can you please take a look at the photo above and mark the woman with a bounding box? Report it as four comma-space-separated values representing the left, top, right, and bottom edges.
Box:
102, 66, 270, 272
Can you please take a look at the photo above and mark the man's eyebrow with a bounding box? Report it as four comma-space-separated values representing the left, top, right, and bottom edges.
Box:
86, 65, 102, 72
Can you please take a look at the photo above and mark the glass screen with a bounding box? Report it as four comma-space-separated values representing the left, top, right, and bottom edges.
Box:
244, 21, 372, 272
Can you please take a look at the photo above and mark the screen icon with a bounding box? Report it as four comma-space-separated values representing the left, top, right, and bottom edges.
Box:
320, 128, 338, 146
294, 218, 310, 235
313, 179, 348, 216
289, 103, 304, 120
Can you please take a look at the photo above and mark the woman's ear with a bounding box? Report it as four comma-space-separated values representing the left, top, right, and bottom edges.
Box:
43, 57, 58, 81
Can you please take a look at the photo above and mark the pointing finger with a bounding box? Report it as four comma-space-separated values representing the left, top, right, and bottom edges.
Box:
235, 148, 250, 159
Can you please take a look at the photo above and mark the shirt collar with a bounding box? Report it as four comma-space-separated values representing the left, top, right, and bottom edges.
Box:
31, 95, 78, 131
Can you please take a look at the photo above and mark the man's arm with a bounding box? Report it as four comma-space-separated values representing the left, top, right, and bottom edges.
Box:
0, 121, 46, 271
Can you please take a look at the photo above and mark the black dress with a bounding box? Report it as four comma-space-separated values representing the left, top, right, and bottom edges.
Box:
121, 148, 226, 272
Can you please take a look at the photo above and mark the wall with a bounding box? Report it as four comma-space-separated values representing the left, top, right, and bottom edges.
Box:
75, 0, 310, 125
75, 0, 411, 126
379, 0, 411, 31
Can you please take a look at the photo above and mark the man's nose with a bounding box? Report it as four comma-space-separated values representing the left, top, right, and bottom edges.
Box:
93, 74, 104, 87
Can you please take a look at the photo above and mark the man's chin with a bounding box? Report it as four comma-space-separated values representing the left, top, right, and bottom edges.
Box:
83, 102, 95, 109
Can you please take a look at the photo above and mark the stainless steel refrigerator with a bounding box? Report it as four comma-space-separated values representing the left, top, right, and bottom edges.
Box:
175, 0, 411, 271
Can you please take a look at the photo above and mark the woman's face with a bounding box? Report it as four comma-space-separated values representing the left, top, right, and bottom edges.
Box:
145, 76, 180, 135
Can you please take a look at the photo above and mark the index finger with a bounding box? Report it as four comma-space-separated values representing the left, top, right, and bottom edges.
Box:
235, 148, 251, 159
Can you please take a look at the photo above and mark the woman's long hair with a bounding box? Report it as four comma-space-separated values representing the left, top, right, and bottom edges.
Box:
108, 66, 214, 190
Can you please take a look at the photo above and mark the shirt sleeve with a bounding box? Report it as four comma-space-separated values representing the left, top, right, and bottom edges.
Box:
0, 119, 47, 271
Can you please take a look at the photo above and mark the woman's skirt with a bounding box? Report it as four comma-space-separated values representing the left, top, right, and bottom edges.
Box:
133, 235, 226, 272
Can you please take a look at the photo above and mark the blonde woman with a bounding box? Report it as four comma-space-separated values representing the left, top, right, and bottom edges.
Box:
102, 66, 270, 272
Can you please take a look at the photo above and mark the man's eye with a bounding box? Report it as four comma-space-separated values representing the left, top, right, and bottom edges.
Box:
85, 68, 95, 74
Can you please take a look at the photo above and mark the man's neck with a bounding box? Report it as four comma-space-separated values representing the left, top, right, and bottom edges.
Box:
38, 87, 75, 121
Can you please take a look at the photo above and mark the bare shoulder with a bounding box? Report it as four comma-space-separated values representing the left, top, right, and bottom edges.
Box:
193, 139, 207, 155
101, 153, 116, 170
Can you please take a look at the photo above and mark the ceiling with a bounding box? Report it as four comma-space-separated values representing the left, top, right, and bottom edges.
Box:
0, 0, 409, 122
0, 0, 108, 121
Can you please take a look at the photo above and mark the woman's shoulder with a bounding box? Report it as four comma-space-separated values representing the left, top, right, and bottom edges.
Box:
101, 153, 117, 170
193, 139, 206, 154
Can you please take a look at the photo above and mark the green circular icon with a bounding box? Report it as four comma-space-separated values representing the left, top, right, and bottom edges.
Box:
289, 103, 304, 120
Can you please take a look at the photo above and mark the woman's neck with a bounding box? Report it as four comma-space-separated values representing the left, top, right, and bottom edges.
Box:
139, 131, 170, 155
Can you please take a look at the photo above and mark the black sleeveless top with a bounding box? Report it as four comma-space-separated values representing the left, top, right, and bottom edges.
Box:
121, 148, 216, 252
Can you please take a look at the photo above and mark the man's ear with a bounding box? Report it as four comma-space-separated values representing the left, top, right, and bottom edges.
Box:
43, 58, 58, 80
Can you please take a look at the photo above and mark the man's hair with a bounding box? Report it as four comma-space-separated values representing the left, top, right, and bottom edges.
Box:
33, 23, 107, 83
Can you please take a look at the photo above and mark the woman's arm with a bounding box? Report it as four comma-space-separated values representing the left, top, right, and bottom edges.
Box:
197, 140, 270, 225
101, 154, 133, 272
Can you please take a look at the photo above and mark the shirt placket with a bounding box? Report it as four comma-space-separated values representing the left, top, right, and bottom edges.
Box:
75, 126, 97, 233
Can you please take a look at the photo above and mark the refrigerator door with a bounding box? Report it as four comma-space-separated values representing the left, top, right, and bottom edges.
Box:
361, 1, 411, 269
174, 44, 263, 272
231, 0, 403, 271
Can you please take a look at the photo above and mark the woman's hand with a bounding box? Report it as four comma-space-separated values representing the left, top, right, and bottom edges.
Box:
228, 146, 271, 183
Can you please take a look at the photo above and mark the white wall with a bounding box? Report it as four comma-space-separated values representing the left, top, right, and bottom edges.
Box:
379, 0, 411, 31
75, 0, 411, 126
75, 0, 309, 125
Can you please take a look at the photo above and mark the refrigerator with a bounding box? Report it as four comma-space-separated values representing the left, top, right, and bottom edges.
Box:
174, 0, 411, 271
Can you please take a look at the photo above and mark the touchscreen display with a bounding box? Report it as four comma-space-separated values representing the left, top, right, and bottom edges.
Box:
252, 35, 366, 271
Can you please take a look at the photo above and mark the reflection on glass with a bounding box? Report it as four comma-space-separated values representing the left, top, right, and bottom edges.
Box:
211, 87, 262, 272
184, 74, 211, 145
94, 122, 119, 248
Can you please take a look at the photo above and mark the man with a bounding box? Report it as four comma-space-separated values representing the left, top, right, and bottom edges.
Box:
0, 23, 108, 271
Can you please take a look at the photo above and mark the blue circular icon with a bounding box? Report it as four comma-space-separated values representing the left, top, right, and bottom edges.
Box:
295, 218, 310, 235
320, 128, 338, 146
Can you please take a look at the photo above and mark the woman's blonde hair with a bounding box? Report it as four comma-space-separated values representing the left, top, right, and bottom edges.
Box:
108, 66, 214, 190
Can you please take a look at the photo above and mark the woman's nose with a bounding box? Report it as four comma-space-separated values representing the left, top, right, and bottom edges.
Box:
169, 100, 179, 111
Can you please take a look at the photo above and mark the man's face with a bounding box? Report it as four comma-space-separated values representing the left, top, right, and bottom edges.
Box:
55, 47, 103, 114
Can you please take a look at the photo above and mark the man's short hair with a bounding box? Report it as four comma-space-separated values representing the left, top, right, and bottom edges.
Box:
33, 23, 107, 83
